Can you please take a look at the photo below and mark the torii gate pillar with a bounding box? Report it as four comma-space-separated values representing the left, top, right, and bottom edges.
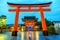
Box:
39, 7, 48, 36
12, 6, 20, 36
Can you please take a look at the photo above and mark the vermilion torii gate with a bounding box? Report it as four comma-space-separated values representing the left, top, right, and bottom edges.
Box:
7, 2, 52, 36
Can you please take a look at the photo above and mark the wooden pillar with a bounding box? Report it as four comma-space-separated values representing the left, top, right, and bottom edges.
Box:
12, 6, 20, 36
39, 7, 48, 36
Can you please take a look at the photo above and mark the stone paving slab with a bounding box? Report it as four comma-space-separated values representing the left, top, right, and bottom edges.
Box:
0, 32, 60, 40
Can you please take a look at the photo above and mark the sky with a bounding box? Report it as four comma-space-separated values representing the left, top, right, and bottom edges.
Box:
0, 0, 60, 24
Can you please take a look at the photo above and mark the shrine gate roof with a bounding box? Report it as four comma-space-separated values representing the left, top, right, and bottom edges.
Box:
7, 2, 52, 7
22, 16, 38, 20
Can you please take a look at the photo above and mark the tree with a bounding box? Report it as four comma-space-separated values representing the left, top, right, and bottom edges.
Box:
36, 18, 52, 27
0, 15, 7, 28
45, 19, 52, 27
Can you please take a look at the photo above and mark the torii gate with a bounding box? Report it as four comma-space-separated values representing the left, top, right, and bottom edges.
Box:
7, 2, 52, 36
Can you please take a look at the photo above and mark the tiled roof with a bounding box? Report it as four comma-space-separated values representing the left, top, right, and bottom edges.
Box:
22, 16, 37, 20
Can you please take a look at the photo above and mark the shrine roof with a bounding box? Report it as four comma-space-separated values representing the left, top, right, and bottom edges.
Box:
22, 16, 38, 20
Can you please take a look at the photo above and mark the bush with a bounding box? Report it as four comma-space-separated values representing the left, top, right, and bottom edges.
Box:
48, 27, 58, 35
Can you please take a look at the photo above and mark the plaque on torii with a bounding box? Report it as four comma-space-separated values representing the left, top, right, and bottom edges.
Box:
7, 2, 52, 36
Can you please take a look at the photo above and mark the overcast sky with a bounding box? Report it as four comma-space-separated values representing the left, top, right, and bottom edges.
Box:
0, 0, 60, 24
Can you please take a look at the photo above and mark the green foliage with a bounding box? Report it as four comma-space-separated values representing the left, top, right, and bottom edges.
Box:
45, 19, 52, 26
48, 27, 58, 35
36, 18, 52, 27
0, 15, 7, 28
2, 25, 7, 28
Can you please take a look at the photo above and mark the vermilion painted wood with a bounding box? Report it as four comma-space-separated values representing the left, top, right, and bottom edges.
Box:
39, 7, 47, 31
13, 6, 20, 31
9, 8, 50, 12
8, 2, 51, 31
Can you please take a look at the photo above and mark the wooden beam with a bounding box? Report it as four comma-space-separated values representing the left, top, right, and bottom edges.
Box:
9, 8, 50, 12
7, 2, 52, 7
8, 4, 50, 7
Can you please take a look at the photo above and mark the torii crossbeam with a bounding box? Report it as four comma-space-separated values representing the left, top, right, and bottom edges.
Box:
7, 2, 52, 36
